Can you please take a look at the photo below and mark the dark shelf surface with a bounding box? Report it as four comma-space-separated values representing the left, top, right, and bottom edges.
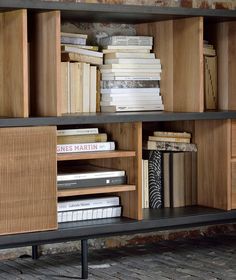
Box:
1, 206, 236, 249
1, 111, 236, 127
0, 1, 236, 23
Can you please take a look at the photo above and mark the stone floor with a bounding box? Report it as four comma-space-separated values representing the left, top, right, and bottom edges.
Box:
0, 232, 236, 280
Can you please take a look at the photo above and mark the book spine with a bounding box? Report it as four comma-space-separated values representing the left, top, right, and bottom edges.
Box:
57, 128, 99, 136
101, 76, 160, 81
101, 88, 160, 94
149, 136, 190, 143
58, 196, 120, 212
57, 133, 107, 144
61, 36, 86, 45
100, 36, 153, 47
147, 141, 197, 152
57, 176, 127, 189
153, 131, 191, 138
57, 141, 115, 154
101, 80, 159, 89
58, 206, 122, 223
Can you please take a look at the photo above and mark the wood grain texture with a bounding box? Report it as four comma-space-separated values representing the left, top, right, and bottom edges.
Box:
0, 126, 57, 235
30, 11, 61, 116
136, 21, 174, 111
0, 10, 28, 117
231, 120, 236, 158
57, 150, 136, 161
90, 122, 142, 220
58, 185, 136, 197
231, 162, 236, 209
217, 22, 236, 110
195, 120, 231, 210
173, 17, 204, 112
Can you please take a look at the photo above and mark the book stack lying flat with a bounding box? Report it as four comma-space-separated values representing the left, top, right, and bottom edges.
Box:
58, 196, 122, 223
57, 165, 126, 190
142, 131, 197, 209
61, 32, 103, 113
99, 35, 164, 112
57, 128, 115, 154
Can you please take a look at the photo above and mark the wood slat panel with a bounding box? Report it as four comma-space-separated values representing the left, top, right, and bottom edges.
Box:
58, 185, 136, 197
0, 9, 28, 117
232, 120, 236, 158
231, 162, 236, 209
217, 22, 236, 110
57, 150, 136, 161
0, 127, 57, 235
195, 120, 231, 210
173, 17, 204, 112
30, 11, 61, 116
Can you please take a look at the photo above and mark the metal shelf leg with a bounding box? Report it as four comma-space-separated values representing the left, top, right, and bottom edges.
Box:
32, 245, 39, 260
81, 239, 88, 279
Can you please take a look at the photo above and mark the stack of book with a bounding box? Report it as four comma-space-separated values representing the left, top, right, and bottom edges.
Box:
57, 128, 115, 154
203, 40, 217, 110
58, 196, 122, 223
99, 35, 164, 112
61, 32, 103, 114
142, 131, 197, 209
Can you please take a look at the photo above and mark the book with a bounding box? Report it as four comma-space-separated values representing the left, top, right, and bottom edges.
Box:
146, 141, 197, 152
58, 168, 125, 182
101, 95, 162, 102
61, 36, 86, 45
101, 69, 162, 75
58, 196, 120, 212
101, 88, 160, 94
62, 45, 103, 58
82, 63, 90, 113
203, 47, 216, 56
57, 128, 99, 136
57, 133, 107, 144
61, 52, 103, 66
61, 32, 88, 39
90, 66, 97, 112
105, 58, 160, 64
105, 52, 155, 59
101, 75, 161, 81
99, 36, 153, 47
61, 44, 99, 51
57, 141, 115, 153
100, 100, 163, 106
61, 62, 70, 114
148, 136, 190, 144
100, 64, 161, 70
101, 105, 164, 112
163, 153, 170, 208
58, 206, 122, 223
101, 80, 160, 89
70, 62, 82, 113
103, 48, 151, 54
143, 159, 149, 208
153, 131, 191, 138
172, 152, 185, 207
204, 55, 217, 110
57, 175, 127, 189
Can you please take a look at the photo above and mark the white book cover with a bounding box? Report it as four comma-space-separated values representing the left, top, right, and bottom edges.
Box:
62, 45, 103, 58
144, 160, 149, 208
82, 63, 90, 112
100, 100, 163, 106
101, 88, 160, 94
100, 36, 153, 47
100, 64, 161, 70
90, 66, 97, 113
101, 75, 161, 81
105, 52, 155, 59
102, 95, 162, 102
57, 169, 125, 181
57, 141, 115, 154
103, 49, 151, 54
61, 32, 88, 39
104, 45, 152, 50
57, 128, 99, 136
58, 196, 120, 212
101, 104, 164, 112
142, 160, 145, 209
105, 58, 160, 64
101, 70, 162, 75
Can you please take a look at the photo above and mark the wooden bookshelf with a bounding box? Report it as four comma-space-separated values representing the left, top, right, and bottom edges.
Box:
57, 184, 136, 197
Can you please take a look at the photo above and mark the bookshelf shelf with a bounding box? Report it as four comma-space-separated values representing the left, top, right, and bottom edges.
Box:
57, 150, 136, 161
57, 184, 136, 197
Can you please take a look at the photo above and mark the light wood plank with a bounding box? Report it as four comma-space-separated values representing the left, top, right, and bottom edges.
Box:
231, 162, 236, 209
0, 9, 28, 117
30, 11, 61, 116
195, 119, 231, 210
0, 127, 57, 235
57, 150, 136, 161
231, 120, 236, 158
58, 185, 136, 197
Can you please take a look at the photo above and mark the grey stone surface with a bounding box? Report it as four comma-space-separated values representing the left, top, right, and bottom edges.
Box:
0, 232, 236, 279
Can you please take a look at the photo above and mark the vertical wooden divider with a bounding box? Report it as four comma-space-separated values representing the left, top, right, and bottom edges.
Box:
0, 9, 28, 117
195, 120, 231, 210
91, 122, 142, 220
136, 17, 204, 112
30, 11, 61, 116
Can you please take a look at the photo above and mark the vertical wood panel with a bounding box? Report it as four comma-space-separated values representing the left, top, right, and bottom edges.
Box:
31, 11, 61, 116
173, 17, 204, 112
0, 127, 57, 235
231, 162, 236, 209
0, 9, 28, 117
195, 120, 231, 210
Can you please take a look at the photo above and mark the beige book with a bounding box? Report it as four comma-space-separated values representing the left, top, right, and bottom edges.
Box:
61, 32, 88, 39
96, 69, 101, 112
61, 62, 70, 114
172, 153, 185, 207
204, 56, 217, 110
184, 152, 193, 206
90, 66, 97, 113
70, 62, 82, 113
149, 136, 190, 144
61, 44, 98, 51
153, 131, 191, 139
57, 133, 107, 144
105, 52, 155, 59
82, 63, 90, 113
203, 48, 216, 56
61, 52, 103, 66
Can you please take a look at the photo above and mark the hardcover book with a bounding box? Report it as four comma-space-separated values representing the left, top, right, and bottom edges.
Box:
57, 141, 115, 153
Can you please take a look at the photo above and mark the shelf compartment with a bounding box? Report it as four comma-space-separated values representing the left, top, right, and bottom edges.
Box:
57, 184, 136, 197
57, 150, 136, 161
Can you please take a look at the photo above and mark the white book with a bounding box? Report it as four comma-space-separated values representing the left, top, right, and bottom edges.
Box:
82, 63, 90, 112
58, 196, 120, 212
100, 100, 163, 106
101, 91, 160, 97
90, 66, 97, 113
101, 88, 160, 94
105, 52, 155, 59
102, 94, 162, 102
101, 75, 161, 81
142, 160, 144, 208
57, 169, 125, 181
100, 36, 153, 47
144, 160, 149, 208
101, 104, 164, 112
105, 58, 160, 64
103, 49, 151, 54
57, 128, 99, 136
103, 46, 152, 51
100, 64, 161, 70
61, 32, 88, 39
101, 70, 162, 75
57, 141, 115, 154
62, 45, 103, 58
